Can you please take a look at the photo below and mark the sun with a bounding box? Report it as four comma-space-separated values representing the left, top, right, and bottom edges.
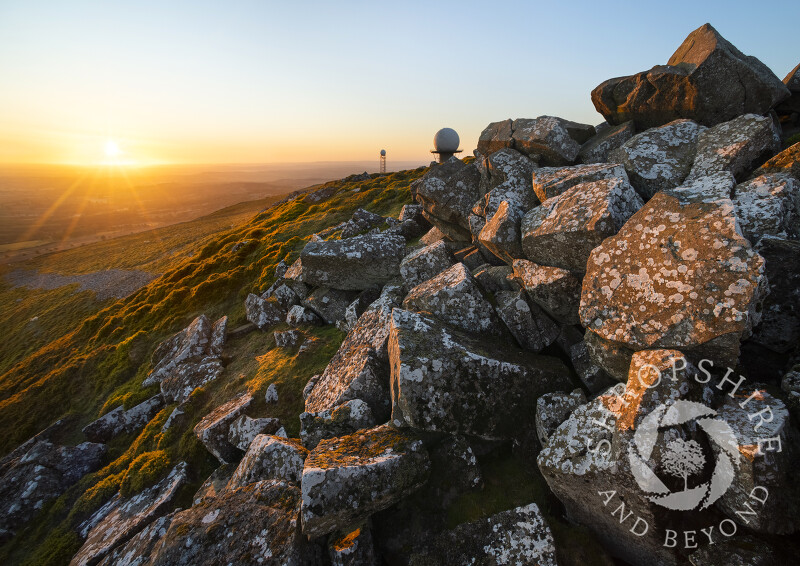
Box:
104, 139, 122, 158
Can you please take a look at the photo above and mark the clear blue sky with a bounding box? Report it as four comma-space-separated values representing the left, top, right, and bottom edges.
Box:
0, 0, 797, 164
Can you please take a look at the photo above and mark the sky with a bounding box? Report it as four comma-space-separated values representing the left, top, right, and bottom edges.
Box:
0, 0, 797, 166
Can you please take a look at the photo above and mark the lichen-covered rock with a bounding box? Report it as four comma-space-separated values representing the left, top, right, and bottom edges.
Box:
712, 386, 800, 534
245, 293, 285, 329
148, 480, 319, 566
71, 463, 188, 566
494, 289, 560, 352
270, 283, 300, 310
733, 173, 800, 242
388, 309, 572, 439
341, 208, 385, 238
328, 523, 378, 566
584, 329, 635, 382
83, 394, 164, 443
96, 513, 174, 566
750, 237, 800, 353
0, 440, 105, 541
578, 121, 636, 164
399, 240, 454, 289
477, 200, 525, 263
569, 340, 616, 393
521, 177, 643, 272
194, 393, 253, 464
142, 315, 227, 403
511, 116, 585, 166
402, 262, 502, 335
227, 415, 281, 450
753, 142, 800, 182
414, 159, 481, 240
286, 304, 323, 326
227, 435, 309, 489
662, 170, 736, 204
274, 329, 302, 348
472, 264, 517, 293
289, 232, 406, 290
407, 503, 557, 566
300, 424, 430, 539
300, 399, 375, 450
475, 148, 539, 220
302, 287, 358, 325
687, 113, 781, 182
512, 259, 582, 324
476, 119, 514, 156
591, 23, 790, 129
536, 389, 587, 447
608, 119, 704, 199
532, 163, 628, 202
193, 464, 236, 505
580, 192, 767, 367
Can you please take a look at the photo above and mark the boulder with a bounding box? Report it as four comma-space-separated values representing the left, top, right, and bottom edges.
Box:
687, 114, 781, 182
302, 287, 358, 325
580, 192, 767, 367
662, 170, 736, 204
584, 330, 635, 382
535, 389, 587, 447
475, 147, 539, 220
494, 289, 560, 352
328, 524, 378, 566
609, 119, 705, 199
194, 393, 253, 464
300, 399, 376, 450
511, 116, 585, 165
227, 415, 281, 451
750, 236, 800, 353
265, 383, 279, 404
399, 240, 454, 289
569, 340, 616, 393
245, 294, 285, 329
414, 159, 481, 240
472, 264, 517, 293
476, 119, 514, 156
578, 121, 636, 164
512, 259, 582, 324
341, 208, 385, 238
71, 463, 188, 566
288, 232, 406, 291
227, 435, 308, 489
0, 440, 105, 541
148, 480, 318, 566
192, 464, 235, 505
388, 309, 572, 439
95, 513, 174, 566
286, 304, 323, 326
521, 177, 644, 272
300, 424, 430, 539
452, 245, 488, 270
407, 503, 557, 566
532, 163, 628, 202
83, 394, 164, 443
733, 173, 800, 242
419, 226, 447, 245
591, 23, 790, 129
477, 201, 525, 263
274, 329, 303, 348
269, 283, 300, 310
402, 262, 502, 335
143, 315, 227, 403
752, 142, 800, 182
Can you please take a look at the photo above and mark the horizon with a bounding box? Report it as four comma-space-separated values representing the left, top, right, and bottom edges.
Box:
1, 1, 798, 166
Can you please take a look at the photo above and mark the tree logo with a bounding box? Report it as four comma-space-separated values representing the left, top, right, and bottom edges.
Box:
628, 400, 741, 511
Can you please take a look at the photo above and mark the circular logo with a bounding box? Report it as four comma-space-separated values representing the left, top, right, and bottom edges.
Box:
628, 400, 741, 511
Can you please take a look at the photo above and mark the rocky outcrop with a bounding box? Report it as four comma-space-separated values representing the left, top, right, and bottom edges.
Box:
521, 176, 643, 272
142, 315, 227, 403
413, 158, 481, 240
388, 309, 571, 439
227, 435, 308, 489
581, 192, 767, 367
194, 393, 253, 464
71, 462, 188, 566
300, 424, 430, 538
83, 395, 164, 443
609, 119, 704, 199
592, 23, 790, 128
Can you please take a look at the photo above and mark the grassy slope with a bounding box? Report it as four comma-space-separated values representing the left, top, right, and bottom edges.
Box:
0, 168, 423, 566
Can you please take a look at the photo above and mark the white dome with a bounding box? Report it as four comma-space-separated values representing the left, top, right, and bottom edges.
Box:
433, 128, 460, 152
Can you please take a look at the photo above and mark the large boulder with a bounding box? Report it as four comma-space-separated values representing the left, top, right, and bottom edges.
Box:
578, 121, 636, 164
532, 163, 628, 202
475, 147, 539, 220
388, 309, 572, 439
245, 293, 285, 329
609, 119, 705, 199
71, 463, 188, 566
0, 440, 105, 541
148, 480, 319, 566
521, 177, 644, 272
287, 232, 406, 291
399, 240, 454, 289
476, 119, 514, 156
142, 315, 227, 403
95, 513, 174, 566
413, 159, 481, 240
194, 393, 253, 464
733, 173, 800, 242
407, 503, 558, 566
513, 259, 582, 324
750, 236, 800, 353
83, 395, 164, 443
687, 114, 781, 182
511, 116, 589, 165
591, 23, 790, 129
300, 424, 430, 538
227, 415, 281, 451
227, 435, 308, 489
581, 192, 767, 367
402, 262, 502, 335
476, 201, 525, 264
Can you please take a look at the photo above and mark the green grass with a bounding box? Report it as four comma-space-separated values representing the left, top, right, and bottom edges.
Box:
0, 166, 426, 566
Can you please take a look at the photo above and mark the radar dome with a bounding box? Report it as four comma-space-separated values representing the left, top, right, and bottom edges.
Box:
433, 128, 460, 153
380, 149, 386, 156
